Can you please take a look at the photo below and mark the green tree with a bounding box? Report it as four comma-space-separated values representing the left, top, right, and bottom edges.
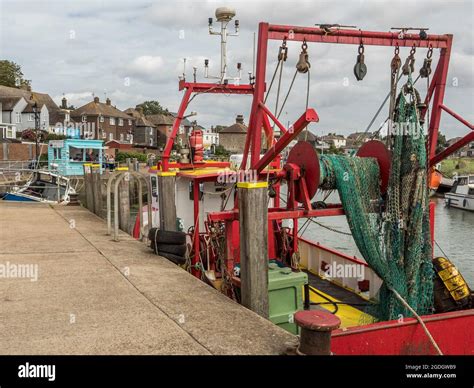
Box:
326, 144, 344, 155
0, 60, 31, 88
436, 132, 448, 154
137, 100, 168, 115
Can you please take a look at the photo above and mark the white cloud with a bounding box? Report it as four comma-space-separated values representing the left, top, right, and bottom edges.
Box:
1, 0, 472, 138
125, 55, 165, 79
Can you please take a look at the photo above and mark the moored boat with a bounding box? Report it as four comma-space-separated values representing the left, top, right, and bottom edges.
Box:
445, 174, 474, 211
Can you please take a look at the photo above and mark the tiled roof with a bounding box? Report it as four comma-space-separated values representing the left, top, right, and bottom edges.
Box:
72, 100, 132, 120
146, 113, 174, 126
219, 121, 248, 133
124, 108, 156, 127
0, 85, 62, 123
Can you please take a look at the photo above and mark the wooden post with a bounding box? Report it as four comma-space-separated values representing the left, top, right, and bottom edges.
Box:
84, 164, 94, 212
157, 171, 177, 231
238, 181, 269, 318
118, 171, 130, 233
92, 166, 102, 217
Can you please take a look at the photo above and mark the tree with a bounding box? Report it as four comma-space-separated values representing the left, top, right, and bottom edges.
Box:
137, 100, 168, 115
436, 132, 448, 154
0, 60, 31, 88
326, 144, 344, 155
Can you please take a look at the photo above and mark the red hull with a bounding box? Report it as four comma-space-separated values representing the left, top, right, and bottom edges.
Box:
331, 310, 474, 355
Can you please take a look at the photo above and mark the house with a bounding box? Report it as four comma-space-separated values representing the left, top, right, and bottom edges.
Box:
71, 97, 134, 142
218, 115, 247, 153
324, 134, 346, 148
124, 107, 157, 147
342, 138, 359, 155
0, 101, 18, 141
446, 137, 474, 158
146, 113, 174, 147
347, 132, 373, 144
0, 84, 62, 134
202, 126, 219, 149
296, 131, 319, 147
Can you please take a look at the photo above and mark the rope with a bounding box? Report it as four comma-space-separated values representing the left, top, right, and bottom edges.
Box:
389, 286, 443, 355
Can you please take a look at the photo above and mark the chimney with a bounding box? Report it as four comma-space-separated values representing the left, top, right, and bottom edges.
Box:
106, 98, 111, 106
61, 97, 68, 109
94, 96, 99, 103
236, 114, 244, 124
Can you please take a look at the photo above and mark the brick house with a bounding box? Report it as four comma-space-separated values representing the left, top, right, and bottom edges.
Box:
124, 107, 157, 147
146, 113, 175, 148
218, 115, 247, 153
71, 97, 134, 142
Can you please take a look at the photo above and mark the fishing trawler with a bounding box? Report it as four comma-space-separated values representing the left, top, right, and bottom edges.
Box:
142, 8, 473, 355
445, 174, 474, 211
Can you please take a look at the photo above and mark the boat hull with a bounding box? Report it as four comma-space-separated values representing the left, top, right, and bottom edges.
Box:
331, 310, 474, 355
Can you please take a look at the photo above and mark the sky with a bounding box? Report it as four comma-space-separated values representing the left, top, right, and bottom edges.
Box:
0, 0, 472, 138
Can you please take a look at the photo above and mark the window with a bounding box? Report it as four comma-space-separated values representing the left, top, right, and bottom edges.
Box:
15, 112, 21, 124
120, 133, 124, 141
118, 118, 124, 126
28, 113, 34, 122
100, 116, 104, 123
101, 131, 106, 139
128, 119, 132, 126
81, 115, 87, 123
109, 132, 113, 141
110, 117, 116, 125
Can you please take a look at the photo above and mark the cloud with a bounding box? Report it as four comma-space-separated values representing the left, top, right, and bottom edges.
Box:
0, 0, 472, 138
125, 55, 165, 80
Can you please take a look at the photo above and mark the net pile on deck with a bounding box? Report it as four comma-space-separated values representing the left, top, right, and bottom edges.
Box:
319, 79, 433, 321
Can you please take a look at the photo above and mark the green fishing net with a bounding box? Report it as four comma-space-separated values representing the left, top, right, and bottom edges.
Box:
318, 79, 434, 321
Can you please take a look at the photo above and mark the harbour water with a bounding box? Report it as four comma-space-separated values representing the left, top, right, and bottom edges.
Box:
301, 191, 474, 286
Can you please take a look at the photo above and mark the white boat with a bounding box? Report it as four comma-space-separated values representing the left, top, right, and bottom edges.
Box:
0, 170, 75, 204
445, 174, 474, 211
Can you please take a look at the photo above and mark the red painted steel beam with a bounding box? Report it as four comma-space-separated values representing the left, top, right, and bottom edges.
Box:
162, 87, 193, 171
259, 102, 288, 134
428, 38, 453, 160
244, 22, 269, 170
267, 24, 450, 48
267, 207, 345, 220
207, 206, 345, 222
178, 80, 254, 94
192, 179, 201, 278
440, 105, 474, 130
430, 131, 474, 166
253, 108, 319, 173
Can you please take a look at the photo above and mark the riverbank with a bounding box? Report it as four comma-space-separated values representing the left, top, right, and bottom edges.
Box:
440, 157, 474, 178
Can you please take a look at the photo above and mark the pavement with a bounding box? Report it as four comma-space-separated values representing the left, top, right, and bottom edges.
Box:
0, 202, 294, 355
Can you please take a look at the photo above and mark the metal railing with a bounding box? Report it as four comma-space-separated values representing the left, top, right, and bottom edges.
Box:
106, 169, 152, 242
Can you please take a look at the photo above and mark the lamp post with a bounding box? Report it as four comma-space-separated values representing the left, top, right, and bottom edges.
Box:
32, 102, 40, 162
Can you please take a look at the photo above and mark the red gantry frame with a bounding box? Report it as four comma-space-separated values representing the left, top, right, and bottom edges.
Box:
160, 22, 473, 277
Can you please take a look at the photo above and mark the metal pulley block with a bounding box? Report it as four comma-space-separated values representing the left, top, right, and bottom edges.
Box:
419, 47, 433, 78
296, 41, 310, 73
402, 46, 416, 75
278, 39, 288, 62
391, 46, 401, 76
353, 43, 367, 81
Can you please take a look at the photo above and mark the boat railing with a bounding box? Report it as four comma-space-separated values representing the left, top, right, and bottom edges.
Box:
298, 237, 383, 300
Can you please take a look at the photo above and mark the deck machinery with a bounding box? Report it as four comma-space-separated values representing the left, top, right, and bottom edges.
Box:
154, 8, 474, 354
